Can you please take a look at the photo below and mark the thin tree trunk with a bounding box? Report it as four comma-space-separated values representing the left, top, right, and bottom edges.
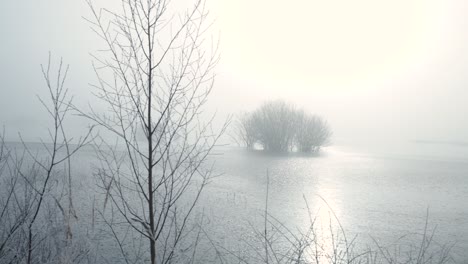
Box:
147, 20, 156, 264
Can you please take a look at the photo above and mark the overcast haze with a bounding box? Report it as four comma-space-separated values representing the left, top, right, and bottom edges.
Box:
1, 0, 468, 145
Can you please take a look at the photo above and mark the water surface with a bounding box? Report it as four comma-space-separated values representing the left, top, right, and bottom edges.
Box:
202, 142, 468, 262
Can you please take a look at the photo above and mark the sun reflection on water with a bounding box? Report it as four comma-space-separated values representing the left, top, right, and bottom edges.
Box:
299, 183, 355, 263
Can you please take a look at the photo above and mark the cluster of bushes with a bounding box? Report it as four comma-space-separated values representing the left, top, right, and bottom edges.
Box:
235, 101, 332, 153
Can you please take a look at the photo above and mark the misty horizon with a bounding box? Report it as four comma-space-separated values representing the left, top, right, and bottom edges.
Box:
2, 0, 468, 144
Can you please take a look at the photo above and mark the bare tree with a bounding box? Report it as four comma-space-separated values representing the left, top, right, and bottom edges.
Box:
80, 0, 227, 263
236, 101, 330, 153
23, 56, 93, 264
0, 129, 27, 262
0, 55, 93, 264
232, 113, 258, 149
253, 101, 297, 152
295, 112, 331, 153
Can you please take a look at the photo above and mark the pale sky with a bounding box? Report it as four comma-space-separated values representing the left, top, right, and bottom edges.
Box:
1, 0, 468, 145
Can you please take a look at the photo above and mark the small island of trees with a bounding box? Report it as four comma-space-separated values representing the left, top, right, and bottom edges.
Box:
235, 100, 332, 153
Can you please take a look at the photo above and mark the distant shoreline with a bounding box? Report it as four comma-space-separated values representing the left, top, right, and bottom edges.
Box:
412, 139, 468, 147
